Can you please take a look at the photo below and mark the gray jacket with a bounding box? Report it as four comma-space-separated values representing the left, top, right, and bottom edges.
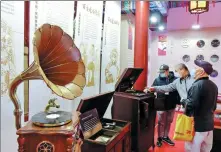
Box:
154, 75, 195, 99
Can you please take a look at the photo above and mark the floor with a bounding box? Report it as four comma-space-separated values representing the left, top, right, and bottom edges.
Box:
148, 112, 185, 152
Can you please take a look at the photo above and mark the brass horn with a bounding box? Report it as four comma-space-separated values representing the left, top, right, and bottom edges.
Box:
9, 24, 86, 130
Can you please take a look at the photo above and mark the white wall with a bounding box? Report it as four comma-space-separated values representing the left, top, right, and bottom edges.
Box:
1, 2, 24, 152
149, 28, 221, 92
120, 14, 153, 87
120, 14, 135, 72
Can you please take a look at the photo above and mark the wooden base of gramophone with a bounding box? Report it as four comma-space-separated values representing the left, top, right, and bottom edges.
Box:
16, 121, 75, 152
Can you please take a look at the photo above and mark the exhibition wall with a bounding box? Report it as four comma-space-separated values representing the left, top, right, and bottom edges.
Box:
148, 4, 221, 92
1, 2, 24, 151
1, 2, 122, 151
120, 15, 135, 73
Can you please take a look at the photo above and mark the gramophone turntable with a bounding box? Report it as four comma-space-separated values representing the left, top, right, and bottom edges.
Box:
9, 24, 86, 152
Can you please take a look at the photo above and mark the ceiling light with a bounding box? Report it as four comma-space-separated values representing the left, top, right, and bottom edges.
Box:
189, 1, 209, 14
158, 25, 165, 31
150, 16, 158, 23
192, 24, 200, 29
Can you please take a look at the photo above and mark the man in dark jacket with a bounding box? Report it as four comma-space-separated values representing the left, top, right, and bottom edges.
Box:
182, 60, 218, 152
152, 65, 180, 147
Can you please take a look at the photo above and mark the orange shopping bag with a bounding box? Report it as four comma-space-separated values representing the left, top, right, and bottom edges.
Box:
173, 114, 195, 142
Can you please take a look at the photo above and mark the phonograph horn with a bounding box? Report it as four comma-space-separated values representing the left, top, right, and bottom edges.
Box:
9, 24, 86, 130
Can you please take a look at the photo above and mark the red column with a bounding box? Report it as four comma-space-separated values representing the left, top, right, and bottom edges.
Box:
134, 1, 149, 90
24, 1, 30, 122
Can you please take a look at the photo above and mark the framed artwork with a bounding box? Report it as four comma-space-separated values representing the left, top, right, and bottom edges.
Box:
181, 38, 190, 48
211, 39, 220, 47
210, 55, 219, 63
158, 35, 167, 56
197, 40, 205, 48
196, 54, 204, 61
210, 70, 218, 78
182, 55, 190, 62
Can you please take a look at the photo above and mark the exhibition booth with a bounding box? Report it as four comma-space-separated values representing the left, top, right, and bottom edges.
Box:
1, 1, 221, 152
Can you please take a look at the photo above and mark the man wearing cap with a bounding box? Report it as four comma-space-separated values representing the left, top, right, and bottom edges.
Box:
182, 60, 218, 152
152, 64, 180, 147
144, 63, 195, 107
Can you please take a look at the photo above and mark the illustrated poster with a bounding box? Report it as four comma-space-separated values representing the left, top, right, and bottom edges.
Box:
158, 35, 167, 56
1, 1, 24, 152
101, 1, 121, 93
74, 1, 103, 98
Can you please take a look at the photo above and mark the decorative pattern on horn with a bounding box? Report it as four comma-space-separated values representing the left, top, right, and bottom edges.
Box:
9, 24, 86, 129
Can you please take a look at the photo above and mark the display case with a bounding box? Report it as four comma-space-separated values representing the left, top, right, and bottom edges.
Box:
112, 68, 156, 152
77, 92, 131, 152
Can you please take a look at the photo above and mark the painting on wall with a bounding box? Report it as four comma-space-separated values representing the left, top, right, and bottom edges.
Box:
158, 35, 167, 56
182, 55, 190, 62
210, 70, 218, 78
1, 20, 16, 96
211, 39, 220, 47
197, 40, 205, 48
210, 54, 219, 63
105, 49, 120, 84
181, 38, 190, 48
196, 54, 204, 61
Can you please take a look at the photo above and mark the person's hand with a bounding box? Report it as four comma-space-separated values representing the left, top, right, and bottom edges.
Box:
143, 87, 155, 93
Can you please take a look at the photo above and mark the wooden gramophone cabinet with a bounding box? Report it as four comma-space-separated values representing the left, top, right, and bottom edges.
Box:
17, 121, 75, 152
77, 92, 131, 152
112, 68, 156, 152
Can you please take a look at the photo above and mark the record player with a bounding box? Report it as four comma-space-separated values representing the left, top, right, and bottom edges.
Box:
112, 68, 156, 152
9, 24, 86, 152
77, 91, 131, 152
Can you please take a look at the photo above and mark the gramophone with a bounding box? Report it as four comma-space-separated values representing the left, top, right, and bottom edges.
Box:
9, 24, 86, 152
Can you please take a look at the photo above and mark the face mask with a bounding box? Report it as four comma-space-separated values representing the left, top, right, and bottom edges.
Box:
190, 69, 196, 77
174, 72, 180, 78
160, 73, 166, 78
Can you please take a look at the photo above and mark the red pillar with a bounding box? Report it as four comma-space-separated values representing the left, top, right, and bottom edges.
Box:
134, 1, 149, 90
24, 1, 30, 122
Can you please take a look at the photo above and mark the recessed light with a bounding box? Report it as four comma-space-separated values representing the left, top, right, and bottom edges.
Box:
158, 25, 165, 31
150, 16, 157, 23
192, 24, 200, 29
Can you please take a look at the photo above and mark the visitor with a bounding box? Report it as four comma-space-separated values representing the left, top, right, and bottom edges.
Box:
181, 60, 218, 152
151, 64, 180, 147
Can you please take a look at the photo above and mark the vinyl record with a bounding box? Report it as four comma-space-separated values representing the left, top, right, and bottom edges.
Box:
211, 39, 220, 47
196, 54, 204, 61
31, 111, 72, 127
210, 70, 218, 78
210, 55, 219, 63
197, 40, 205, 48
182, 55, 190, 62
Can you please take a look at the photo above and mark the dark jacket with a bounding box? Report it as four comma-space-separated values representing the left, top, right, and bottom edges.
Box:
152, 72, 181, 110
183, 77, 218, 132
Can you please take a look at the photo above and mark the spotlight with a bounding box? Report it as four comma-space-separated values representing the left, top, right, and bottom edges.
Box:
150, 16, 158, 23
158, 25, 165, 31
192, 24, 200, 29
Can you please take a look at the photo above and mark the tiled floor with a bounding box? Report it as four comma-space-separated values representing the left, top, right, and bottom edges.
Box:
148, 112, 185, 152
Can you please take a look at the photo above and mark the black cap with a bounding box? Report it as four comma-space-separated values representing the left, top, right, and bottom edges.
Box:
194, 60, 213, 75
159, 64, 169, 73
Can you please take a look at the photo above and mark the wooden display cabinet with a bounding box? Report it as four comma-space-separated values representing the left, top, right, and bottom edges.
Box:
77, 92, 131, 152
17, 121, 75, 152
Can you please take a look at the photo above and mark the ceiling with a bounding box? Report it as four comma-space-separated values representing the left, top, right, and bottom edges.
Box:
121, 1, 221, 16
121, 1, 221, 31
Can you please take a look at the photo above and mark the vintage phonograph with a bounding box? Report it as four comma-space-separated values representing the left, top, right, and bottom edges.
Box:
9, 23, 86, 152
